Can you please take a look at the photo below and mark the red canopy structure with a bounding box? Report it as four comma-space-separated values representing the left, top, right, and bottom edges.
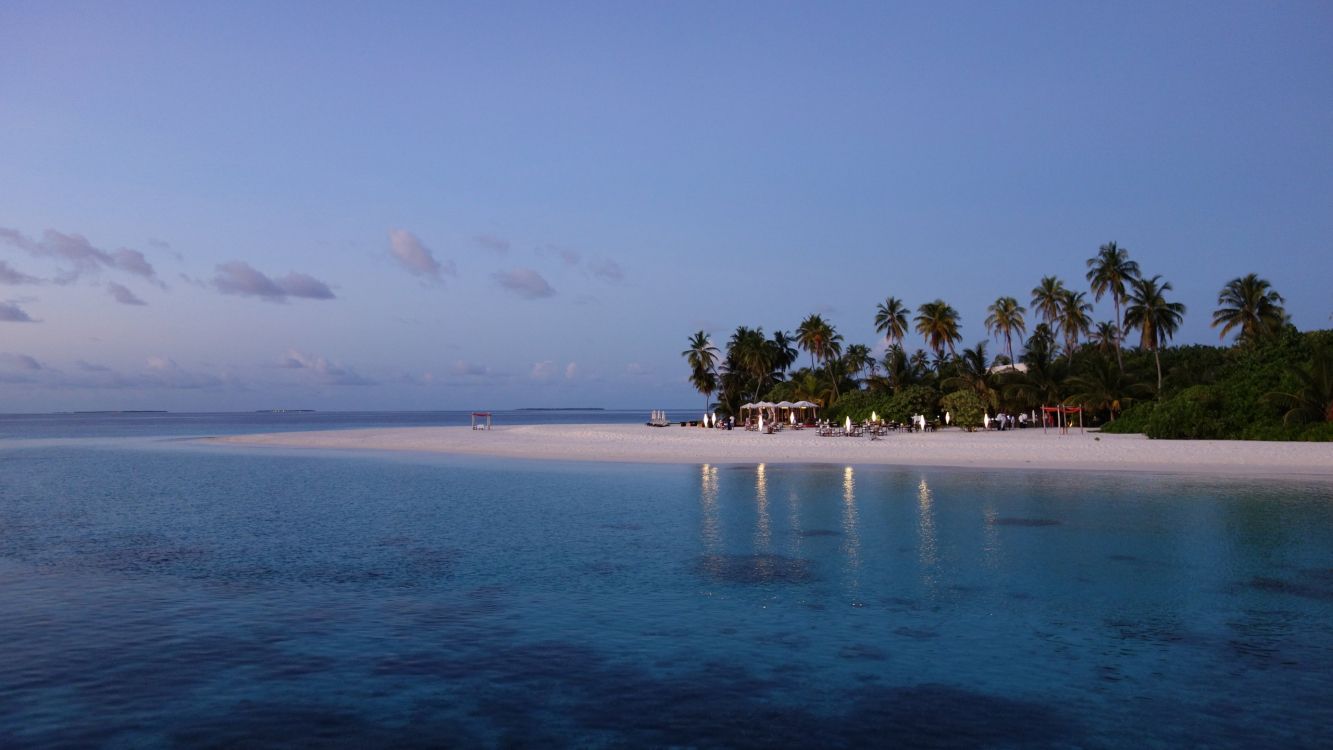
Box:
1041, 405, 1083, 434
471, 412, 492, 430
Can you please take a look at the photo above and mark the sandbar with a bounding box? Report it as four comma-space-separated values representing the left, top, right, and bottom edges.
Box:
210, 424, 1333, 478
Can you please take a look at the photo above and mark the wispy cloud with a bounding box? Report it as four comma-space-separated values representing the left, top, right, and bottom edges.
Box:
0, 353, 44, 371
474, 234, 510, 255
107, 282, 147, 306
0, 261, 42, 285
281, 349, 375, 385
0, 227, 161, 284
588, 258, 624, 283
493, 268, 555, 299
0, 301, 36, 322
389, 229, 455, 282
212, 261, 335, 302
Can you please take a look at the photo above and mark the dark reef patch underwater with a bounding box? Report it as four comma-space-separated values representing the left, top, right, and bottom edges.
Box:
1, 418, 1332, 747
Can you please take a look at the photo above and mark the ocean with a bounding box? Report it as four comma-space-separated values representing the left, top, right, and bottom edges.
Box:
1, 412, 1331, 747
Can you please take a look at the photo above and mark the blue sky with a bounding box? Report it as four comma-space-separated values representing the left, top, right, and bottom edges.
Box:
2, 1, 1330, 412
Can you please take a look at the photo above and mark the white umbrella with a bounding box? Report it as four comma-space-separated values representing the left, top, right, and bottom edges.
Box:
984, 413, 991, 429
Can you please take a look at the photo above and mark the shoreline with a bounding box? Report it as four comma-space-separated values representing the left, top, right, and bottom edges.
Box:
207, 424, 1333, 479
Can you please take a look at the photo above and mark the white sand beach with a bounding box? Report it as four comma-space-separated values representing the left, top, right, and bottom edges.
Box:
212, 424, 1333, 478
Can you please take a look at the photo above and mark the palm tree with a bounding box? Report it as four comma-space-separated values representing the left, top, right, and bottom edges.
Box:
726, 326, 775, 401
843, 343, 874, 383
1066, 353, 1149, 421
1089, 321, 1120, 354
770, 330, 800, 373
1212, 273, 1287, 345
1264, 345, 1333, 426
795, 314, 844, 399
1058, 290, 1093, 360
795, 314, 831, 369
914, 300, 962, 360
682, 331, 719, 410
1030, 276, 1067, 330
985, 296, 1026, 365
873, 296, 910, 348
1086, 242, 1140, 370
942, 341, 999, 410
1123, 275, 1186, 394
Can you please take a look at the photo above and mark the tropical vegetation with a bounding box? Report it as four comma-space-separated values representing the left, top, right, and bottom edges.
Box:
680, 246, 1329, 441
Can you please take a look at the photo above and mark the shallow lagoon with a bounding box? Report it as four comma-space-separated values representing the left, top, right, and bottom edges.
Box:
2, 432, 1332, 747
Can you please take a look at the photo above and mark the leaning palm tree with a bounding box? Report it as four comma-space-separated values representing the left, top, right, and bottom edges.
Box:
682, 331, 720, 410
985, 296, 1026, 365
1030, 276, 1067, 330
1058, 290, 1093, 361
914, 299, 962, 360
1212, 273, 1287, 346
1086, 242, 1140, 370
873, 296, 911, 348
1123, 275, 1186, 394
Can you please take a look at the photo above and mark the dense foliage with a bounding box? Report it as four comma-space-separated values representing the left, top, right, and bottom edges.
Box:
680, 252, 1330, 441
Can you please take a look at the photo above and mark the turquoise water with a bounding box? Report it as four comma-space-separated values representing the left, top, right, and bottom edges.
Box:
2, 414, 1332, 747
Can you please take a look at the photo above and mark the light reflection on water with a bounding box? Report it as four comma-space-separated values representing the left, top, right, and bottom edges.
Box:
2, 442, 1333, 748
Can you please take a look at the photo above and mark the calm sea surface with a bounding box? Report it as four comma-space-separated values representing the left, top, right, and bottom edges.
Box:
1, 412, 1331, 748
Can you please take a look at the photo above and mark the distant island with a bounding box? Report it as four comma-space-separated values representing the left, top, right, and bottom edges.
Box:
515, 408, 605, 411
256, 409, 316, 413
73, 410, 169, 414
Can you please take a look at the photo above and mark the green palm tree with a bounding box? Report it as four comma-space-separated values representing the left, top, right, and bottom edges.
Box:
1264, 345, 1333, 426
942, 341, 999, 410
914, 299, 962, 360
1089, 321, 1120, 354
1086, 242, 1140, 370
770, 330, 800, 373
1123, 275, 1186, 394
843, 343, 874, 383
682, 330, 720, 410
1030, 276, 1067, 330
1058, 290, 1093, 360
873, 296, 910, 348
726, 326, 775, 401
1212, 273, 1287, 345
985, 296, 1026, 365
1066, 353, 1149, 421
795, 314, 831, 370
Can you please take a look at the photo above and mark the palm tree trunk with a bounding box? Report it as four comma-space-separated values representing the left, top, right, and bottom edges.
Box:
1006, 333, 1014, 366
1113, 297, 1124, 372
1154, 349, 1163, 394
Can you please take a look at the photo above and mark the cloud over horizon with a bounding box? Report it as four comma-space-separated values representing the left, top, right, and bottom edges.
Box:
493, 268, 555, 299
389, 229, 455, 282
281, 349, 375, 385
212, 261, 335, 302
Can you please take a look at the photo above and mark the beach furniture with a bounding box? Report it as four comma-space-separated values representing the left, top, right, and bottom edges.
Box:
471, 412, 492, 430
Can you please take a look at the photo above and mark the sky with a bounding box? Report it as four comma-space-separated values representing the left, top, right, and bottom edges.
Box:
1, 1, 1331, 413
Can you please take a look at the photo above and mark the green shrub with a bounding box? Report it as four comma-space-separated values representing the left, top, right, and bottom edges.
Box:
824, 390, 893, 424
1100, 401, 1154, 434
885, 385, 939, 424
940, 390, 985, 431
1144, 385, 1225, 439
